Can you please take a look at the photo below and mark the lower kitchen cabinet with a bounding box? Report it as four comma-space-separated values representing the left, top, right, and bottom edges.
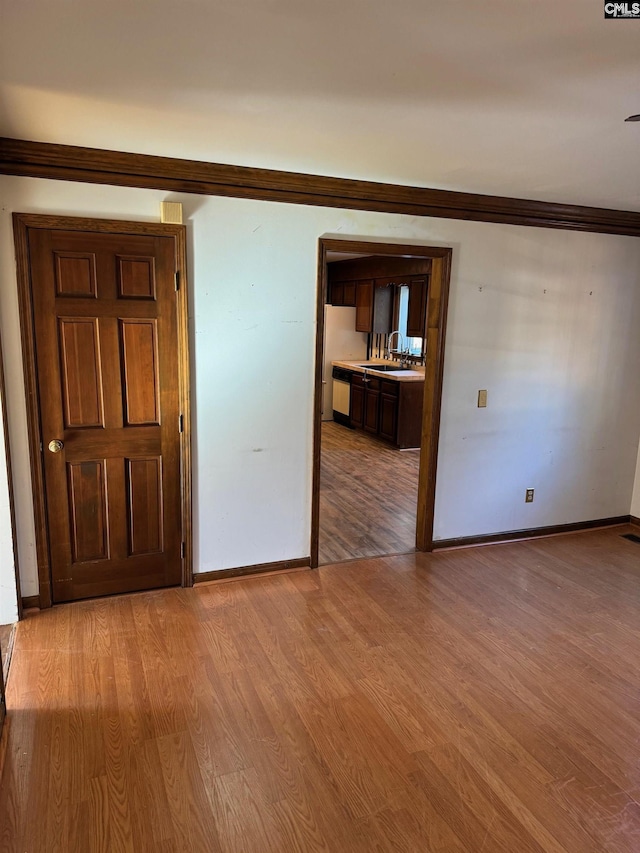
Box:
379, 390, 398, 442
363, 379, 380, 434
350, 379, 364, 428
350, 374, 424, 449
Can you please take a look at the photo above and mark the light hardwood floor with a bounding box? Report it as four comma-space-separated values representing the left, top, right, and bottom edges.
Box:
2, 526, 640, 851
319, 420, 420, 565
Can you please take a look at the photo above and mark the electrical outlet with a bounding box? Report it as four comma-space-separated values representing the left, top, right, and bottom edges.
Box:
525, 488, 534, 503
477, 389, 487, 408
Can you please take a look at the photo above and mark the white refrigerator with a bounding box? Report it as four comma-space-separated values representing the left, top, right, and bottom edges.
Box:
322, 306, 368, 421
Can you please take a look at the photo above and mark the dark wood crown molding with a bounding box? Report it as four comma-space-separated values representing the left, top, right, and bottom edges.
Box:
1, 137, 640, 236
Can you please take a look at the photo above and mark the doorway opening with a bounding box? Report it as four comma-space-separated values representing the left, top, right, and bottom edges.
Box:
311, 239, 452, 568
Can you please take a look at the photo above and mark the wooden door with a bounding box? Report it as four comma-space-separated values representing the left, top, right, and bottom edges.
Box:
25, 225, 185, 602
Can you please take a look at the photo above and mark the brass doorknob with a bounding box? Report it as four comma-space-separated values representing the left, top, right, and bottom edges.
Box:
48, 439, 64, 453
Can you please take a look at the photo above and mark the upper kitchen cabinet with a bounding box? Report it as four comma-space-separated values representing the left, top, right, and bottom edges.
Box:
327, 254, 431, 335
354, 281, 393, 334
343, 281, 356, 306
372, 282, 393, 334
355, 281, 373, 331
330, 280, 344, 305
329, 279, 356, 307
406, 275, 428, 338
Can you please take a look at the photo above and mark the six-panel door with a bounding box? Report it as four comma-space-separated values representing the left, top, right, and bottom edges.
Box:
28, 228, 183, 602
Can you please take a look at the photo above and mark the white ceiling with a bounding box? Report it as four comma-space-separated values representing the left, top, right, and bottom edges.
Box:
1, 0, 639, 211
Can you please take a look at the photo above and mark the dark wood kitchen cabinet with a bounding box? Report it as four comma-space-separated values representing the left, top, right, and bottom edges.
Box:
406, 275, 428, 338
351, 373, 382, 431
379, 382, 399, 443
327, 256, 430, 337
363, 377, 381, 434
372, 283, 393, 334
330, 281, 344, 305
355, 281, 393, 334
350, 375, 365, 428
349, 373, 424, 449
355, 281, 374, 331
330, 280, 356, 307
343, 281, 356, 306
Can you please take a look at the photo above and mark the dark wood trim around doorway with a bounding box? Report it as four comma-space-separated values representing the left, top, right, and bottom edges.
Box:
12, 214, 193, 609
2, 138, 640, 237
311, 239, 452, 566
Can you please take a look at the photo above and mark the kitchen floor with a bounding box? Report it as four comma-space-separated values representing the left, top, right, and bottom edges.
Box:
319, 420, 420, 564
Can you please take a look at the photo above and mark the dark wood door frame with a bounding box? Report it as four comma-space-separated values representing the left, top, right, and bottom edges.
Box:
13, 214, 193, 609
311, 238, 452, 567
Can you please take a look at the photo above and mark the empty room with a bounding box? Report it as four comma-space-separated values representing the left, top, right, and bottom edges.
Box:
1, 2, 640, 851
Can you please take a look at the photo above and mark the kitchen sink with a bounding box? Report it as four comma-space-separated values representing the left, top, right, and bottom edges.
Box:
358, 364, 411, 372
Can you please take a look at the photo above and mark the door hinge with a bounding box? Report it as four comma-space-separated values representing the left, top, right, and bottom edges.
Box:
175, 270, 180, 291
180, 541, 185, 559
179, 413, 184, 433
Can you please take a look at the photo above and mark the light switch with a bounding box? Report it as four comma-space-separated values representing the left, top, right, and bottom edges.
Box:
477, 389, 487, 408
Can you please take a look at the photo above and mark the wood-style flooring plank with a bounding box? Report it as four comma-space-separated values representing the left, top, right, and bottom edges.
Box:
2, 526, 640, 850
319, 420, 419, 564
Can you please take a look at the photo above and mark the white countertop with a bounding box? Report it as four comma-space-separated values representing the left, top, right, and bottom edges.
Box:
332, 359, 425, 382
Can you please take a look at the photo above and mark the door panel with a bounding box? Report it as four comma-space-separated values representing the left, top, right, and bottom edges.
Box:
27, 227, 183, 602
68, 460, 109, 563
58, 318, 105, 428
120, 319, 160, 425
54, 251, 98, 298
116, 255, 156, 299
127, 456, 163, 556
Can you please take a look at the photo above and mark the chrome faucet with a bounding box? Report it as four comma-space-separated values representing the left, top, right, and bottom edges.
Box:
387, 330, 405, 361
400, 348, 411, 367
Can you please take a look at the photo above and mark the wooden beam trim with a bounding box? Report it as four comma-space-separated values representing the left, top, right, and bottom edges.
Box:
2, 138, 640, 236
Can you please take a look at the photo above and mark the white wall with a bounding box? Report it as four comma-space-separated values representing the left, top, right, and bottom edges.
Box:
0, 396, 18, 624
1, 174, 640, 595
